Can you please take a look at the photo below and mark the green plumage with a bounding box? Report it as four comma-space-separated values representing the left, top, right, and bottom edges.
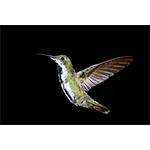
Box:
77, 66, 96, 83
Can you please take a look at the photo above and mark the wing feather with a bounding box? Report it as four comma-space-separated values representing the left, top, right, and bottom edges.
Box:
77, 56, 133, 91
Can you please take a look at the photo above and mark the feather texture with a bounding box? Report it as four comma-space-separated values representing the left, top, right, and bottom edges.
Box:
77, 56, 134, 91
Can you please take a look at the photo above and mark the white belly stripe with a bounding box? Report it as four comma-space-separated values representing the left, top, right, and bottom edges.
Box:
55, 59, 76, 103
61, 82, 75, 103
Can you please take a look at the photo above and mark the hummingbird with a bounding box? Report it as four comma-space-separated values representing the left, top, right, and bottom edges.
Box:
37, 53, 133, 114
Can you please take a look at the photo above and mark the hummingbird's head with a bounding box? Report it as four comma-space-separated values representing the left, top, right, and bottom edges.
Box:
36, 53, 72, 69
51, 55, 72, 69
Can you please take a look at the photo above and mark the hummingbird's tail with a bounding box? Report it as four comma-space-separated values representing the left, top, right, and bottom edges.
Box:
93, 104, 110, 114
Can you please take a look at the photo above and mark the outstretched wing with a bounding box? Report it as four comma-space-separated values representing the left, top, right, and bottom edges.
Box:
77, 56, 133, 91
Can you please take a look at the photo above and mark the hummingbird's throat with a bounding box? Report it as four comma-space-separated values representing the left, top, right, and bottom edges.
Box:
54, 59, 64, 68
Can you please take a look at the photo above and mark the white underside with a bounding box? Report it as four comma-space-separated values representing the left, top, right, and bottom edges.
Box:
55, 59, 76, 103
61, 82, 75, 103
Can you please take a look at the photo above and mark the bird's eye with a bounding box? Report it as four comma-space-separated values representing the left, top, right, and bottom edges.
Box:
61, 57, 64, 61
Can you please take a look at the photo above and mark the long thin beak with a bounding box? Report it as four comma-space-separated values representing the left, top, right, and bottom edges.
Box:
36, 53, 52, 57
36, 53, 56, 60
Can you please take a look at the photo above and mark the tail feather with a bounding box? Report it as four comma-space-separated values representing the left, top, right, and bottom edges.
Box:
94, 104, 110, 114
86, 98, 110, 114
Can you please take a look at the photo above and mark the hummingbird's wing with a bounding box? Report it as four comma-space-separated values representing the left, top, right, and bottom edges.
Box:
77, 56, 133, 91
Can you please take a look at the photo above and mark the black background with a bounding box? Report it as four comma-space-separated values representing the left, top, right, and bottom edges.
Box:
6, 2, 145, 148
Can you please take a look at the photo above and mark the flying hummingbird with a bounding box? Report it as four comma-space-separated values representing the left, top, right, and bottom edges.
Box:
37, 53, 133, 114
